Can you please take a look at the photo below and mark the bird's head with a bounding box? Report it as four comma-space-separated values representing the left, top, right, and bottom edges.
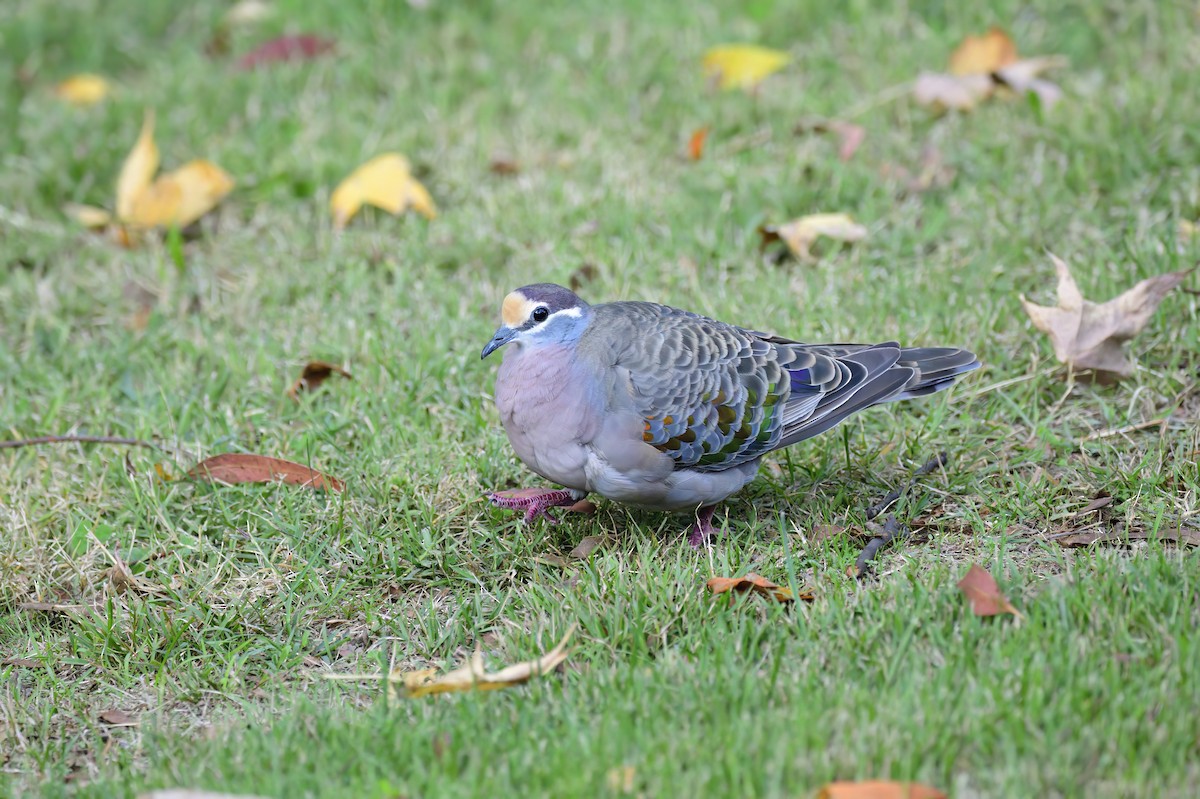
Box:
481, 283, 591, 359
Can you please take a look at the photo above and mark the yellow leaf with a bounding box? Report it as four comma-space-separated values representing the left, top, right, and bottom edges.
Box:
116, 112, 159, 221
702, 45, 789, 90
401, 626, 574, 698
126, 160, 235, 228
761, 213, 868, 261
330, 153, 437, 228
948, 27, 1018, 75
64, 203, 113, 229
54, 74, 111, 106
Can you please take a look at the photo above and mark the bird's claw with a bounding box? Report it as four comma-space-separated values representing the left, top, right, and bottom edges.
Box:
487, 488, 577, 525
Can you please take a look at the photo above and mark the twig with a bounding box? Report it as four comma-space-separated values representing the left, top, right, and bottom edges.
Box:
1081, 418, 1167, 442
0, 434, 159, 451
853, 514, 907, 577
853, 452, 950, 578
864, 451, 948, 520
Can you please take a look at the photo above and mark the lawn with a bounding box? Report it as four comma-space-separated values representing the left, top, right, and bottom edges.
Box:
2, 0, 1198, 797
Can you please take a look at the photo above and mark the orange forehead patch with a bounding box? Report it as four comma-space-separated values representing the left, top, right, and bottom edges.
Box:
501, 291, 533, 327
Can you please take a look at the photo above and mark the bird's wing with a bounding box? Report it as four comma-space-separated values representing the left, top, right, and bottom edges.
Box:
593, 302, 796, 472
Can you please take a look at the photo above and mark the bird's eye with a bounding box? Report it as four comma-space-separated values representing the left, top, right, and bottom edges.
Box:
531, 306, 550, 323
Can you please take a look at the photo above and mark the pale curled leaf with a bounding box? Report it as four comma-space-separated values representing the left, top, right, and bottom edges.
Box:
116, 112, 159, 220
760, 213, 867, 261
188, 453, 345, 492
330, 153, 436, 227
818, 781, 947, 799
702, 44, 789, 90
993, 56, 1068, 109
126, 160, 235, 228
956, 564, 1021, 618
54, 74, 111, 105
1019, 254, 1194, 380
913, 72, 993, 112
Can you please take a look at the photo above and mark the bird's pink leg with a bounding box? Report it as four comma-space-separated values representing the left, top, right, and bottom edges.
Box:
687, 505, 720, 548
488, 488, 579, 524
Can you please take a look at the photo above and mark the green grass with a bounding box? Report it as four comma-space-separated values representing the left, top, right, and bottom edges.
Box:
2, 0, 1198, 796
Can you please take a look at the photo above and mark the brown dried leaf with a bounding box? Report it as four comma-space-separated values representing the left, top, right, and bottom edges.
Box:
98, 708, 138, 726
569, 534, 605, 559
1, 657, 41, 668
956, 564, 1021, 618
188, 453, 345, 492
808, 524, 846, 543
489, 156, 520, 175
818, 780, 947, 799
568, 262, 599, 291
1020, 254, 1194, 381
706, 573, 813, 603
287, 360, 352, 399
1056, 527, 1200, 548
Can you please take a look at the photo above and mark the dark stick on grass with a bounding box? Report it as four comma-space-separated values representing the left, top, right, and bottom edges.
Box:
0, 434, 159, 451
854, 452, 949, 577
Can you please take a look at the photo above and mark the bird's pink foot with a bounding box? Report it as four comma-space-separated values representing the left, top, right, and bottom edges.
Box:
488, 488, 579, 524
687, 505, 720, 548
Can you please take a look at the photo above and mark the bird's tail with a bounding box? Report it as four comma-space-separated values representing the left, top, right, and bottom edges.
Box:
886, 346, 982, 401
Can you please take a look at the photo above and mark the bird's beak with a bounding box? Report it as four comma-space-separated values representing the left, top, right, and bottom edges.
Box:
481, 325, 518, 359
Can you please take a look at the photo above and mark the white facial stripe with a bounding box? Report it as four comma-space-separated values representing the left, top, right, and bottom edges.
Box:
524, 306, 582, 334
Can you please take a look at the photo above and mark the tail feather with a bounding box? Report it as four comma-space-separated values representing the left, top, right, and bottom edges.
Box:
769, 338, 980, 449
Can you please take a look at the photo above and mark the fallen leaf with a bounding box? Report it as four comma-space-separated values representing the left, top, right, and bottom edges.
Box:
566, 499, 598, 515
54, 74, 111, 106
333, 626, 575, 699
330, 153, 436, 228
1, 657, 41, 668
1055, 526, 1200, 548
702, 44, 789, 91
912, 71, 994, 112
948, 27, 1017, 75
818, 780, 947, 799
116, 112, 160, 221
915, 28, 1065, 112
956, 564, 1021, 618
1019, 254, 1194, 381
808, 524, 846, 543
237, 34, 334, 69
687, 126, 709, 161
569, 535, 605, 559
707, 573, 812, 603
568, 262, 598, 291
759, 213, 867, 261
188, 453, 345, 492
98, 708, 138, 726
126, 160, 235, 228
287, 360, 352, 400
1075, 494, 1113, 515
489, 156, 520, 175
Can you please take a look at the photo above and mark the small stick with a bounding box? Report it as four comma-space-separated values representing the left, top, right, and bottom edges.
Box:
1081, 418, 1167, 442
854, 452, 949, 578
0, 434, 158, 451
864, 451, 948, 520
854, 514, 907, 577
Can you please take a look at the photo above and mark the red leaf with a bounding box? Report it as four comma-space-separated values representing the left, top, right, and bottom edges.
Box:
188, 453, 345, 492
237, 35, 335, 69
956, 564, 1021, 618
687, 126, 709, 161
